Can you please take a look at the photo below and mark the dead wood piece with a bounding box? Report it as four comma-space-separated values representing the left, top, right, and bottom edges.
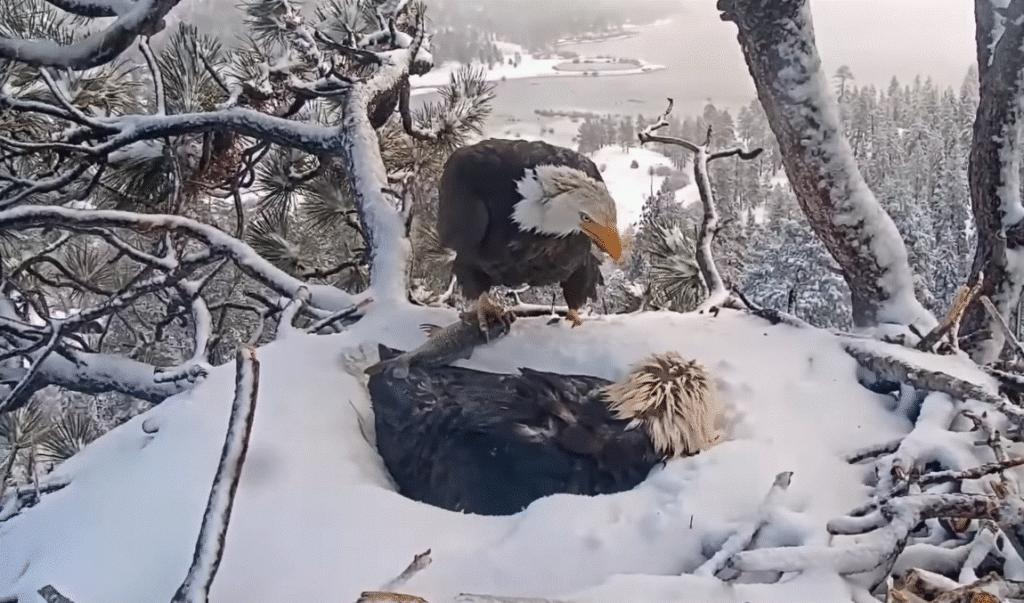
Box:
379, 549, 432, 592
842, 343, 1024, 428
918, 277, 983, 353
37, 586, 74, 603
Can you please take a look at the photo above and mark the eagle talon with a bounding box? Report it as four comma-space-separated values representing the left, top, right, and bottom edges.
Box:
473, 293, 514, 342
565, 309, 584, 328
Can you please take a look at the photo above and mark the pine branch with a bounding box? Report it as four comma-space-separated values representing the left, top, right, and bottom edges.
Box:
0, 205, 360, 311
0, 0, 182, 69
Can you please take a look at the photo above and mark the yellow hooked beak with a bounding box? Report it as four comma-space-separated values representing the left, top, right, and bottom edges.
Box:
582, 220, 622, 260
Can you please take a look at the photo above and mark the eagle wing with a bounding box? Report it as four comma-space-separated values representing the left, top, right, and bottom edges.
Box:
367, 355, 661, 515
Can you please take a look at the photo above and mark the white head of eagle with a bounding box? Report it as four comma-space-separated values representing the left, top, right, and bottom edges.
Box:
512, 164, 622, 259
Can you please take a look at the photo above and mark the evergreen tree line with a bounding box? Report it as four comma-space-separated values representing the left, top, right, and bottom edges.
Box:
616, 68, 980, 331
426, 0, 677, 61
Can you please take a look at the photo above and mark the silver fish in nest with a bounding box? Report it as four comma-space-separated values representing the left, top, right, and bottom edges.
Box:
364, 312, 514, 379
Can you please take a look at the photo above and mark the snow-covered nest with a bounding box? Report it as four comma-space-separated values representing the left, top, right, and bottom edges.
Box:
0, 306, 910, 603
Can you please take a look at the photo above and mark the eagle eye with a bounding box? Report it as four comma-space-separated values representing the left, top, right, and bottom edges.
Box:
580, 213, 592, 223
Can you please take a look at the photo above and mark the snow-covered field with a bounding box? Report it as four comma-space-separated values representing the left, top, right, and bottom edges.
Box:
0, 303, 916, 603
588, 146, 698, 228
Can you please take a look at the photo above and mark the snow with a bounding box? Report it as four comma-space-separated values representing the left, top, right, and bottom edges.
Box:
0, 305, 918, 603
587, 146, 698, 229
409, 44, 665, 98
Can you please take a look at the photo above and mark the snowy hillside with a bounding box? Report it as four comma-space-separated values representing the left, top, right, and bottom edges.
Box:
0, 305, 918, 603
587, 146, 698, 228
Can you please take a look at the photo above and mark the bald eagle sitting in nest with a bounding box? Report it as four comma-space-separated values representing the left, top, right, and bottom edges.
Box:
438, 138, 623, 330
367, 347, 724, 516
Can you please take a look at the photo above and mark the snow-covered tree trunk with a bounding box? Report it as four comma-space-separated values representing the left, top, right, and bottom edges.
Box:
718, 0, 936, 332
960, 0, 1024, 364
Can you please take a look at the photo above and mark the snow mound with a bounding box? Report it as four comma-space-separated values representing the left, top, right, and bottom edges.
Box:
0, 307, 908, 603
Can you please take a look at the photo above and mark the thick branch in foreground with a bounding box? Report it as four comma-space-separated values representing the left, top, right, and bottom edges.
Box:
0, 0, 181, 69
717, 0, 935, 331
841, 339, 1024, 426
171, 347, 260, 603
731, 493, 1024, 589
638, 99, 762, 313
961, 0, 1024, 364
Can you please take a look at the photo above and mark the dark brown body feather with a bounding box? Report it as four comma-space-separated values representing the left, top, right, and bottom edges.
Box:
368, 345, 662, 515
437, 138, 604, 309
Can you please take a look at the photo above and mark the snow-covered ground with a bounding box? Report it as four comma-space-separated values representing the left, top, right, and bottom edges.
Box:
0, 303, 916, 603
410, 42, 665, 97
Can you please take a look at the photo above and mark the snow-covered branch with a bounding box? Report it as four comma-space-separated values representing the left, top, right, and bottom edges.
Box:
0, 205, 361, 311
41, 0, 133, 17
842, 339, 1024, 427
0, 0, 181, 69
0, 322, 200, 406
732, 493, 1024, 585
718, 0, 936, 331
171, 347, 260, 603
696, 471, 792, 577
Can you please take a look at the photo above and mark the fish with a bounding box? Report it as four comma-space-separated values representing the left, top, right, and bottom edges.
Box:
363, 312, 514, 379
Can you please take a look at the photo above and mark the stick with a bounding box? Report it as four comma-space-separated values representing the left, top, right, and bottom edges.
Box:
36, 587, 74, 603
981, 295, 1024, 361
695, 471, 792, 577
379, 549, 432, 591
171, 347, 260, 603
845, 438, 902, 464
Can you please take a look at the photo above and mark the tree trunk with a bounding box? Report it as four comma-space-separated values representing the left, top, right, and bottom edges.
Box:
717, 0, 936, 331
960, 0, 1024, 364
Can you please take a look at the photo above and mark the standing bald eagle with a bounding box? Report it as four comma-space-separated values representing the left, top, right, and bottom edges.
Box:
438, 139, 622, 328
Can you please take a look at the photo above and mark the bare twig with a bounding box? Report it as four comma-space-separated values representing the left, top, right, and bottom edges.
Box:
638, 98, 760, 313
306, 297, 373, 334
0, 320, 63, 413
139, 36, 165, 115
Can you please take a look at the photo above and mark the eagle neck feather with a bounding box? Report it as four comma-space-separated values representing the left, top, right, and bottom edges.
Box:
512, 165, 593, 237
